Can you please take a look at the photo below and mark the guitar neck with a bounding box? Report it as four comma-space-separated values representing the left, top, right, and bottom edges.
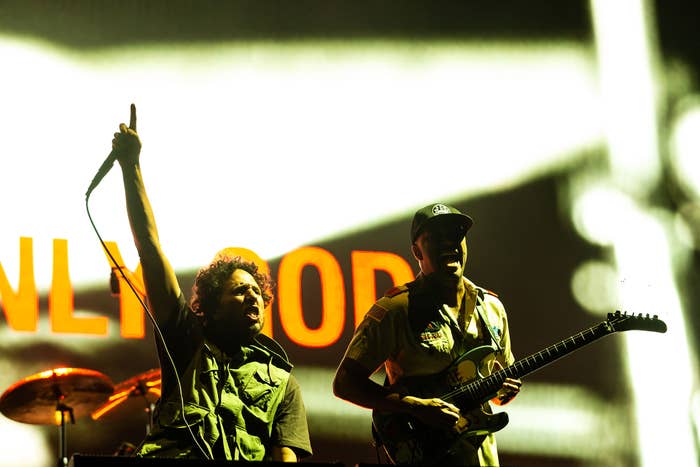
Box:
464, 321, 614, 404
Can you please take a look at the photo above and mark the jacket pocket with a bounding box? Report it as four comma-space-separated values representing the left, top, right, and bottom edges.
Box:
158, 400, 210, 429
231, 430, 267, 461
240, 367, 281, 412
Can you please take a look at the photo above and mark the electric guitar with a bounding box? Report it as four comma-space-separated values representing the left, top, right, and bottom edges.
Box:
371, 311, 667, 465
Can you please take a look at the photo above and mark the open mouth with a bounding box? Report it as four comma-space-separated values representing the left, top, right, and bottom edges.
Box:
243, 306, 260, 320
440, 253, 461, 266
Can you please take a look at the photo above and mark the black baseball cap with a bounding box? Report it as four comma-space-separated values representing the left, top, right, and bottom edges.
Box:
410, 203, 473, 242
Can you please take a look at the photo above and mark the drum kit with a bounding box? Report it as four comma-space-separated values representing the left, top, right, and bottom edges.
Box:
0, 366, 161, 467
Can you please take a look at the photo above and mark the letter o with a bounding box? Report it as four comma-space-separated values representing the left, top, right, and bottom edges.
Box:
277, 246, 345, 348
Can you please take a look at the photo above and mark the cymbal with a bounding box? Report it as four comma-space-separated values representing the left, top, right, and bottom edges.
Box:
91, 368, 161, 420
0, 368, 114, 425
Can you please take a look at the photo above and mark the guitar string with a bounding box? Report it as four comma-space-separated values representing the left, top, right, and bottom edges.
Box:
439, 311, 665, 404
437, 324, 608, 404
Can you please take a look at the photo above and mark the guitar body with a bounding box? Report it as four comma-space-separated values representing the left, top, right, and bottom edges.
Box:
372, 408, 508, 465
372, 345, 508, 465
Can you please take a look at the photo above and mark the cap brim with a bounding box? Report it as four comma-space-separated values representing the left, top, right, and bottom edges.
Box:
412, 213, 473, 241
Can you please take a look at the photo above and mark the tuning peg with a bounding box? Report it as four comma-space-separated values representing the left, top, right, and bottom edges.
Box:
653, 314, 659, 319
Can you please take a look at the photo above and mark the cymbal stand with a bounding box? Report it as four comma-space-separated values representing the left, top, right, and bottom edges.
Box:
134, 380, 155, 435
145, 400, 156, 435
54, 390, 75, 467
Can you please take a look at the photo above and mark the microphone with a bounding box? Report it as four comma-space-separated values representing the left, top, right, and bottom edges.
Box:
86, 104, 137, 197
85, 149, 116, 197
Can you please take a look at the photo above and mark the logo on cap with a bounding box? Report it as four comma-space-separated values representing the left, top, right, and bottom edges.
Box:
432, 204, 451, 215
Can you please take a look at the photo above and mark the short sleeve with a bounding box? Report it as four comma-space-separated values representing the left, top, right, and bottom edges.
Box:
342, 299, 402, 373
272, 374, 312, 459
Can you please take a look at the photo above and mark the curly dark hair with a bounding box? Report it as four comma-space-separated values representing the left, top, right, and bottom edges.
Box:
190, 255, 274, 319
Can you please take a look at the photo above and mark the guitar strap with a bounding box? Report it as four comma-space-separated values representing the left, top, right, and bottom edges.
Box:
475, 288, 504, 354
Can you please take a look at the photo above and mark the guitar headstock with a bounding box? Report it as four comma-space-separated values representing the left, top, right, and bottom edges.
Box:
606, 310, 667, 333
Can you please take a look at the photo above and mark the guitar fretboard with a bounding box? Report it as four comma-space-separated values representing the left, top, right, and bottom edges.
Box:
443, 322, 612, 405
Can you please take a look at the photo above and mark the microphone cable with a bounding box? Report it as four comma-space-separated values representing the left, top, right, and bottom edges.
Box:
85, 183, 212, 461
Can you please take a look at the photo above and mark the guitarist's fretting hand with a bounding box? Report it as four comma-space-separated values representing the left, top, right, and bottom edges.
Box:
491, 361, 522, 406
399, 395, 462, 430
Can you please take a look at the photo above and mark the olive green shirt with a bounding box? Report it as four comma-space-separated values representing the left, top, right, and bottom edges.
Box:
136, 294, 312, 460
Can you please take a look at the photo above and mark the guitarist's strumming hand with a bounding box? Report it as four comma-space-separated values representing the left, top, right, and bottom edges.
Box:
491, 361, 522, 406
399, 395, 462, 430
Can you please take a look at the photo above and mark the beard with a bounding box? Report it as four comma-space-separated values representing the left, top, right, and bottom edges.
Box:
205, 313, 265, 346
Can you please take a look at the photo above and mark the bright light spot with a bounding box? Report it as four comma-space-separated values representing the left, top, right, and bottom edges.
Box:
570, 260, 620, 315
571, 184, 636, 246
613, 211, 673, 317
0, 418, 52, 467
590, 0, 661, 197
670, 99, 700, 199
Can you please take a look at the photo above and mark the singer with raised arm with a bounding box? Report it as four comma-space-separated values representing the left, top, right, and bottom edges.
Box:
107, 104, 312, 461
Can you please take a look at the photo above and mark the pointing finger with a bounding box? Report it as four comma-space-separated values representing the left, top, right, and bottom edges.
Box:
129, 103, 137, 131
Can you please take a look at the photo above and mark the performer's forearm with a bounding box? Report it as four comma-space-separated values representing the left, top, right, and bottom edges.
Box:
121, 163, 161, 257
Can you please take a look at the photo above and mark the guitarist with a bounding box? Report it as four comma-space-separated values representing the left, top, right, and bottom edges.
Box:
333, 203, 522, 466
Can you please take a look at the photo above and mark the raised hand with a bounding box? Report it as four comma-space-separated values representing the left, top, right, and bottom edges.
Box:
112, 103, 142, 166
